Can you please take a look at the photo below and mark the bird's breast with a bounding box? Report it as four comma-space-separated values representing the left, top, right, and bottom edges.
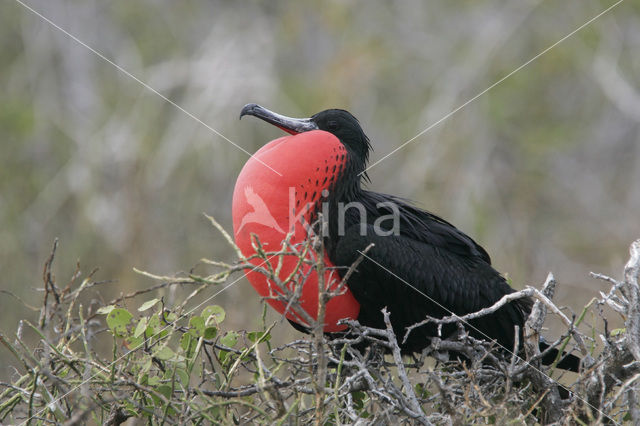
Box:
232, 130, 359, 331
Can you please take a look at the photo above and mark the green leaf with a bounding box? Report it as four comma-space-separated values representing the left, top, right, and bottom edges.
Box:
611, 328, 626, 336
154, 346, 175, 361
146, 315, 161, 338
189, 316, 205, 336
220, 331, 238, 347
134, 317, 148, 338
140, 356, 153, 375
138, 298, 160, 312
156, 384, 172, 399
202, 305, 225, 325
180, 333, 195, 353
247, 331, 270, 343
175, 368, 189, 386
415, 383, 430, 398
123, 400, 137, 416
204, 326, 217, 340
106, 308, 133, 337
352, 391, 366, 410
126, 336, 144, 351
140, 405, 154, 417
96, 305, 115, 315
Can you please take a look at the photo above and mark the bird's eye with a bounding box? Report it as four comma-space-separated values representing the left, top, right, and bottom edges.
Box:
327, 120, 339, 131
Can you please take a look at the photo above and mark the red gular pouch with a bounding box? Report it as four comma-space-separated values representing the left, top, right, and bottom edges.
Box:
232, 130, 360, 332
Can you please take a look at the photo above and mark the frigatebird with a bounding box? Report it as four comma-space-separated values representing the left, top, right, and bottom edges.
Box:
234, 103, 579, 371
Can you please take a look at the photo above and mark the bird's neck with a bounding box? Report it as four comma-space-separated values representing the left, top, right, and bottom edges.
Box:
321, 162, 367, 254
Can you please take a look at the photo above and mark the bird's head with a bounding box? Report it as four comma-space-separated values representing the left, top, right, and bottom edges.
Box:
240, 103, 371, 172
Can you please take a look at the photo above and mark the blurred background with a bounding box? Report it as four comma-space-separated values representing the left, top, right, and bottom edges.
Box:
1, 0, 639, 379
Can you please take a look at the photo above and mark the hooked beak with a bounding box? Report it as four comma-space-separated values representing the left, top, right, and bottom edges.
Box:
240, 103, 318, 135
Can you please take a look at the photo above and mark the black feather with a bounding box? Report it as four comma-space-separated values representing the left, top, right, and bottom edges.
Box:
307, 109, 579, 371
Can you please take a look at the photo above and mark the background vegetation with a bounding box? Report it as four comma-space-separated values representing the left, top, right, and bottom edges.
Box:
1, 0, 639, 410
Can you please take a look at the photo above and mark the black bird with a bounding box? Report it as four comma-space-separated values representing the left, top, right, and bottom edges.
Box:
237, 103, 580, 372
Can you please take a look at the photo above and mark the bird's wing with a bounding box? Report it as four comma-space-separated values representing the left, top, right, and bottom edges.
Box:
333, 224, 531, 353
362, 190, 492, 263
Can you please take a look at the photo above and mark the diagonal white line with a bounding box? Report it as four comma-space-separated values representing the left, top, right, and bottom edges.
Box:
14, 0, 282, 177
356, 249, 617, 424
23, 255, 276, 425
362, 0, 625, 174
